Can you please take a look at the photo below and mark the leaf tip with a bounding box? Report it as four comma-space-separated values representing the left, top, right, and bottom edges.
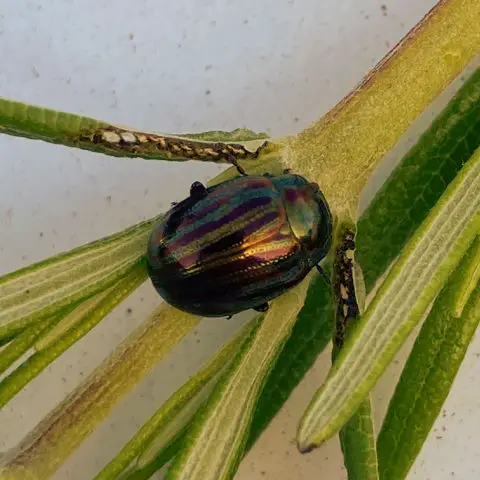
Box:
296, 424, 322, 454
296, 440, 316, 454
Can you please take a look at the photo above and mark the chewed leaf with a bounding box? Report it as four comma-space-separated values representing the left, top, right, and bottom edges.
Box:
174, 128, 268, 142
0, 98, 271, 164
297, 146, 480, 451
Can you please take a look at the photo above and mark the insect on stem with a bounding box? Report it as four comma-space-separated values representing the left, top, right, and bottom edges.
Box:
332, 227, 360, 349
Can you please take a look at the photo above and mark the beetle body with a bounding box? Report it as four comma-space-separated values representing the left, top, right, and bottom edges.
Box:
147, 173, 332, 317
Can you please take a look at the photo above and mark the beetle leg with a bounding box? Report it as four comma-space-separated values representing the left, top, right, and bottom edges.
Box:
228, 155, 248, 177
283, 168, 293, 174
316, 264, 332, 287
226, 314, 233, 320
253, 302, 269, 313
170, 201, 178, 206
190, 181, 208, 199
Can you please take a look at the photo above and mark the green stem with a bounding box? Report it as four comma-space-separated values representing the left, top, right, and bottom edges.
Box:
287, 1, 480, 215
357, 66, 480, 291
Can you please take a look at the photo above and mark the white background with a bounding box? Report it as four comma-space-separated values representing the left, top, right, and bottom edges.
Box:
0, 1, 479, 479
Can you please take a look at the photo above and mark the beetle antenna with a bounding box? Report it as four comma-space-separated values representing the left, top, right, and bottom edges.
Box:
316, 264, 331, 287
228, 155, 248, 176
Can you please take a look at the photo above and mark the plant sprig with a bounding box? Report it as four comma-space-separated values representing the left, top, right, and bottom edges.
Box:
1, 1, 479, 478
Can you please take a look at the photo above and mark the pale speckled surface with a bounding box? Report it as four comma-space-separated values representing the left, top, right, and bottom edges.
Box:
0, 1, 479, 479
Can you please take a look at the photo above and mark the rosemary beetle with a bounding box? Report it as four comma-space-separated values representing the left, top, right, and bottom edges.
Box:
147, 171, 332, 317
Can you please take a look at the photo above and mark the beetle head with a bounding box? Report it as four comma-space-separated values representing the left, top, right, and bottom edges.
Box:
273, 174, 333, 265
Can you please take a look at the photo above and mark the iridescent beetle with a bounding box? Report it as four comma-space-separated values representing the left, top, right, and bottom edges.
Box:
146, 168, 332, 317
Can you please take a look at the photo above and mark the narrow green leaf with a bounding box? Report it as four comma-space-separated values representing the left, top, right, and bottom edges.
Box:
246, 272, 333, 449
167, 275, 312, 480
33, 286, 114, 351
0, 325, 26, 348
0, 316, 57, 376
340, 400, 378, 480
0, 217, 155, 342
0, 98, 270, 164
95, 319, 260, 480
377, 236, 480, 480
453, 236, 480, 315
0, 302, 81, 376
0, 97, 106, 140
0, 300, 201, 480
120, 434, 186, 480
357, 66, 480, 291
172, 128, 268, 143
0, 262, 146, 409
297, 147, 480, 451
